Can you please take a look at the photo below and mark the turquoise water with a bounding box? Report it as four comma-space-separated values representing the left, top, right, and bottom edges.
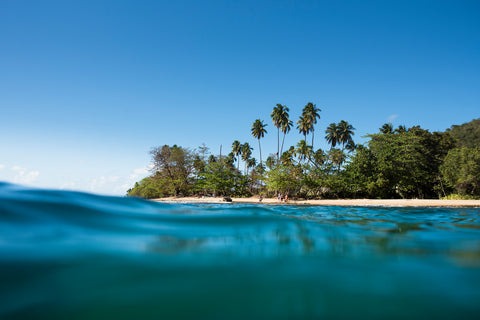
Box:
1, 182, 480, 319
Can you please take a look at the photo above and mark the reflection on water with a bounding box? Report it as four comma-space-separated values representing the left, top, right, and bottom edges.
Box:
1, 182, 480, 319
147, 236, 206, 254
140, 206, 480, 267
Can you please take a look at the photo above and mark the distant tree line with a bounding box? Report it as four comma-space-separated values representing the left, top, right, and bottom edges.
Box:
127, 105, 480, 199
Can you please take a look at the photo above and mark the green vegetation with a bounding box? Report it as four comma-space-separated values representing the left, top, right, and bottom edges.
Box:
440, 147, 480, 197
127, 109, 480, 200
447, 118, 480, 148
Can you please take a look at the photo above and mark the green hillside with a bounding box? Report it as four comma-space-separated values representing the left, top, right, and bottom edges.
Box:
447, 118, 480, 148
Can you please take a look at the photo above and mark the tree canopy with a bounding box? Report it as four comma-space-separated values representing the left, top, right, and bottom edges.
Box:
128, 110, 479, 200
447, 118, 480, 148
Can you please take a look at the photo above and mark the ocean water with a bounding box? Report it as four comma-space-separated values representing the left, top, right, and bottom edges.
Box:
1, 182, 480, 319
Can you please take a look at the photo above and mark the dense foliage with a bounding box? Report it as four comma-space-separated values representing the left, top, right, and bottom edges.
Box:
447, 118, 480, 148
440, 147, 480, 196
127, 109, 480, 199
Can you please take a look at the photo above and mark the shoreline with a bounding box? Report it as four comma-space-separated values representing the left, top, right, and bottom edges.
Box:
153, 197, 480, 208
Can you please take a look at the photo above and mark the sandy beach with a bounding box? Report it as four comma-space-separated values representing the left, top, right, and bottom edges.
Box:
153, 196, 480, 207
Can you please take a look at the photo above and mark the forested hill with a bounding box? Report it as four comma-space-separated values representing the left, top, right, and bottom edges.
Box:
447, 118, 480, 148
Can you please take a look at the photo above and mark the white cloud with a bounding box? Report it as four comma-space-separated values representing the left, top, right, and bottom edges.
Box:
387, 114, 399, 123
60, 181, 77, 190
115, 165, 152, 195
129, 165, 152, 180
8, 165, 40, 185
0, 163, 151, 196
88, 175, 120, 193
86, 165, 151, 195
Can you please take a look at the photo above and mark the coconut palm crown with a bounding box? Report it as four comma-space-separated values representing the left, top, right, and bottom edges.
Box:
297, 115, 310, 142
241, 142, 252, 174
338, 120, 355, 149
380, 123, 394, 134
296, 139, 313, 164
302, 102, 321, 148
325, 122, 339, 149
251, 119, 268, 167
271, 104, 290, 161
231, 140, 242, 169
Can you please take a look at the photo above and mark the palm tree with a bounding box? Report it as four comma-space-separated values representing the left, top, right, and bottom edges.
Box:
271, 104, 285, 160
296, 140, 313, 164
297, 115, 309, 143
345, 139, 356, 153
302, 102, 321, 148
280, 118, 293, 158
271, 104, 291, 162
231, 140, 242, 171
395, 125, 407, 134
246, 158, 257, 176
280, 146, 296, 166
337, 120, 355, 150
313, 149, 326, 167
325, 122, 339, 149
265, 155, 276, 170
225, 152, 236, 167
380, 123, 394, 134
241, 142, 252, 175
329, 148, 345, 171
251, 119, 268, 167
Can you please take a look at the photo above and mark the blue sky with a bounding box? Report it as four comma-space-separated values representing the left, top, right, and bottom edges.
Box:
1, 0, 479, 195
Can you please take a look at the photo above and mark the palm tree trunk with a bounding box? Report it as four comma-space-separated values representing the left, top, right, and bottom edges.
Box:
277, 128, 280, 162
280, 133, 286, 159
258, 139, 262, 167
311, 129, 315, 149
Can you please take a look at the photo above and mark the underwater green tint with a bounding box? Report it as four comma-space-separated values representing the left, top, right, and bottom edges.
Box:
1, 183, 479, 319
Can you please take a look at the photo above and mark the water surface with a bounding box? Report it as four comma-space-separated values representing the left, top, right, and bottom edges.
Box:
1, 182, 479, 319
